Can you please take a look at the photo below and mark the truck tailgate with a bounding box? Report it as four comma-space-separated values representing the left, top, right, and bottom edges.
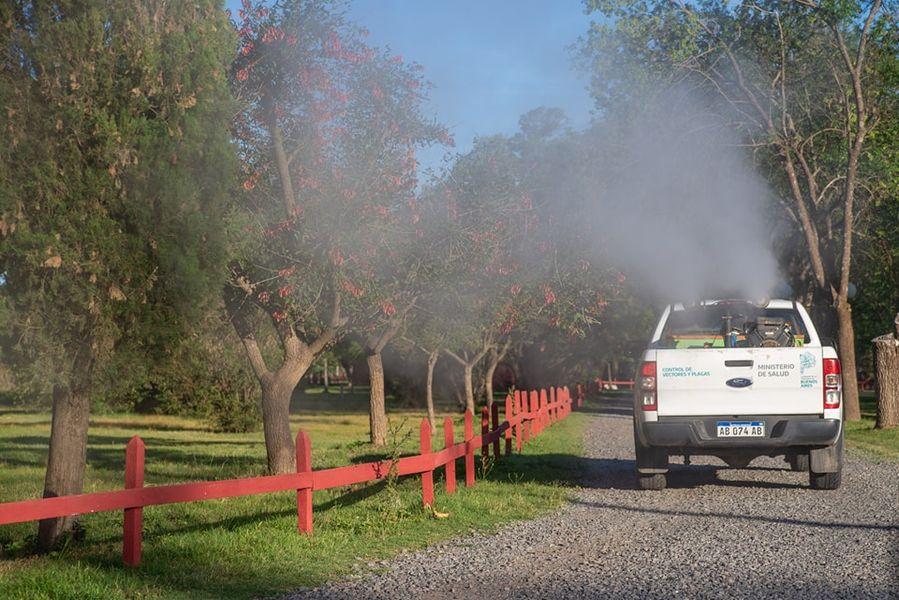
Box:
655, 347, 823, 416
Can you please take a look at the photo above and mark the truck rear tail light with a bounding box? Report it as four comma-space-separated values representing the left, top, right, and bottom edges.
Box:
639, 361, 657, 411
823, 358, 842, 410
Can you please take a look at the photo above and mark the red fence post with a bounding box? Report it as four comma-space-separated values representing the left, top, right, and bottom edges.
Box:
539, 389, 548, 434
528, 390, 538, 441
420, 420, 434, 508
504, 395, 513, 456
549, 387, 557, 423
481, 407, 489, 459
514, 391, 523, 451
296, 430, 313, 534
123, 436, 144, 567
464, 409, 475, 487
545, 389, 550, 425
444, 417, 456, 494
539, 389, 545, 434
491, 403, 500, 458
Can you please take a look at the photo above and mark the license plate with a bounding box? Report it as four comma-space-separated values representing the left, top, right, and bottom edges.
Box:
716, 421, 764, 437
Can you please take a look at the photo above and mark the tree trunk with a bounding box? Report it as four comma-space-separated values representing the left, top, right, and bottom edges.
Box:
38, 385, 91, 550
484, 340, 510, 409
484, 359, 497, 409
836, 302, 861, 421
322, 357, 329, 393
425, 349, 438, 431
873, 325, 899, 429
462, 363, 475, 414
261, 370, 303, 474
367, 351, 388, 446
340, 360, 354, 392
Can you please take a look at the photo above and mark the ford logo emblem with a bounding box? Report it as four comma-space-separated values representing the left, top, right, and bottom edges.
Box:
726, 377, 753, 388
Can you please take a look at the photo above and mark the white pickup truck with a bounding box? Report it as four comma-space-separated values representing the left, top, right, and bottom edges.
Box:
633, 299, 843, 491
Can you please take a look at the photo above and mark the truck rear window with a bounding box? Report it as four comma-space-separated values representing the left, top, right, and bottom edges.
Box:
657, 304, 809, 349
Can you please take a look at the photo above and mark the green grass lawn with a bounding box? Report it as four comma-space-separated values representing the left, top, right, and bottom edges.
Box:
0, 392, 591, 599
844, 391, 899, 460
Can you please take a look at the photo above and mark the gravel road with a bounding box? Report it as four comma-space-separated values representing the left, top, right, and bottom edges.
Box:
291, 397, 899, 599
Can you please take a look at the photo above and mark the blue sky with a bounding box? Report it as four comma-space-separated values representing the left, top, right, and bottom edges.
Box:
226, 0, 596, 173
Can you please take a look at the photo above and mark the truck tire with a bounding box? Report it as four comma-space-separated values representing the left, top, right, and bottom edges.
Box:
638, 473, 667, 490
809, 430, 843, 490
788, 453, 810, 472
810, 468, 841, 490
633, 421, 668, 470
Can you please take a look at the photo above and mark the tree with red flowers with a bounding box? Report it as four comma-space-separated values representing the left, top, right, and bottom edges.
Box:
229, 0, 447, 469
420, 115, 621, 410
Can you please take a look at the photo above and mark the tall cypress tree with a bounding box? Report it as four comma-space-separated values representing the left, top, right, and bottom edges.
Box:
0, 1, 237, 549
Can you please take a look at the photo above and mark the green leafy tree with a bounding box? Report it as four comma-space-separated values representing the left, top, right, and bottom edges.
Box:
581, 0, 896, 418
0, 1, 236, 548
426, 118, 617, 411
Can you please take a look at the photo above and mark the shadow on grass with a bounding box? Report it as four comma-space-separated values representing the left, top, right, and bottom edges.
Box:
89, 420, 212, 433
0, 434, 267, 479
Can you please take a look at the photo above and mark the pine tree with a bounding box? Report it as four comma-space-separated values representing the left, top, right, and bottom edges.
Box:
0, 1, 237, 549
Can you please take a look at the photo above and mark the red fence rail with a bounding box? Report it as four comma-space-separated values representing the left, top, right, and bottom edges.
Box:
0, 385, 581, 567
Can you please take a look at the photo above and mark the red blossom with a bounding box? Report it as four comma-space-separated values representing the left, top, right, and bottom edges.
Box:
262, 26, 285, 44
324, 31, 342, 56
330, 247, 344, 266
542, 286, 556, 305
340, 279, 364, 298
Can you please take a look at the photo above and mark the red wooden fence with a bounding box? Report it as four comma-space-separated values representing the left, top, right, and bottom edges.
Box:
0, 385, 581, 567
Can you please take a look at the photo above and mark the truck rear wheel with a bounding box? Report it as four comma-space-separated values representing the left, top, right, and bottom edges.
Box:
633, 421, 668, 471
809, 468, 841, 490
638, 473, 667, 490
788, 453, 809, 472
809, 430, 843, 490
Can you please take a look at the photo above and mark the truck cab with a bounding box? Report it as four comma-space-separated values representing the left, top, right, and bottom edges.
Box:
633, 299, 843, 490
